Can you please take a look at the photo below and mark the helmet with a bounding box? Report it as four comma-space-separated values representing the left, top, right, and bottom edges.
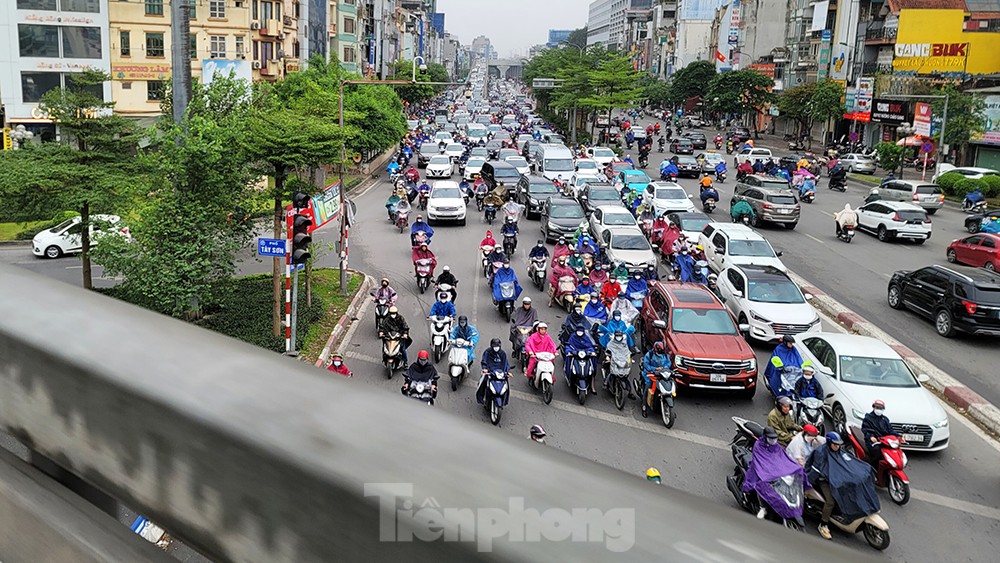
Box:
537, 322, 548, 329
763, 427, 778, 440
486, 230, 493, 236
782, 335, 796, 344
522, 296, 532, 304
803, 424, 819, 436
802, 365, 815, 374
458, 315, 468, 325
653, 341, 665, 353
872, 399, 886, 409
826, 431, 844, 445
417, 350, 430, 360
506, 216, 513, 222
381, 277, 390, 285
646, 467, 661, 482
490, 338, 502, 348
443, 265, 450, 271
536, 239, 544, 246
530, 425, 546, 439
388, 306, 399, 314
708, 273, 718, 281
777, 396, 793, 407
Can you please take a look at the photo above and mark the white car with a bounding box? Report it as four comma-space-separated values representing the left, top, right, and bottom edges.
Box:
734, 147, 773, 165
585, 147, 618, 167
574, 158, 603, 179
856, 201, 932, 243
699, 223, 786, 273
717, 264, 820, 342
589, 205, 638, 242
464, 157, 486, 181
796, 333, 950, 451
426, 181, 467, 225
642, 182, 695, 214
426, 155, 454, 179
933, 165, 1000, 182
599, 226, 657, 272
840, 153, 877, 174
444, 143, 465, 160
433, 131, 453, 144
505, 156, 530, 176
32, 214, 127, 259
696, 151, 727, 173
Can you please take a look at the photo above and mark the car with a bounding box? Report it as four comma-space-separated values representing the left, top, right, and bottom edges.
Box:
573, 158, 603, 179
585, 147, 618, 167
732, 176, 800, 229
665, 211, 713, 241
840, 153, 877, 175
515, 134, 534, 150
541, 197, 587, 243
487, 124, 503, 135
571, 175, 607, 196
498, 148, 520, 162
879, 180, 944, 214
614, 169, 652, 195
855, 201, 932, 243
32, 214, 127, 259
888, 264, 1000, 337
947, 233, 1000, 271
469, 146, 488, 159
796, 333, 950, 451
464, 157, 487, 181
579, 183, 624, 215
717, 265, 821, 342
683, 132, 708, 150
484, 139, 505, 159
933, 165, 1000, 182
696, 151, 726, 173
505, 156, 530, 176
728, 127, 752, 143
964, 208, 1000, 234
543, 133, 566, 145
443, 143, 465, 160
516, 175, 560, 218
609, 161, 635, 177
640, 283, 758, 397
669, 138, 695, 155
433, 131, 453, 144
425, 155, 454, 179
417, 143, 440, 167
642, 182, 695, 215
425, 181, 467, 225
674, 155, 701, 178
406, 119, 419, 130
589, 205, 638, 242
699, 223, 786, 273
734, 147, 774, 166
599, 227, 657, 272
480, 160, 522, 193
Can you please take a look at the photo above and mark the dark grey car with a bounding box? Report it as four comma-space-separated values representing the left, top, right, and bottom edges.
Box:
732, 175, 800, 229
541, 197, 587, 243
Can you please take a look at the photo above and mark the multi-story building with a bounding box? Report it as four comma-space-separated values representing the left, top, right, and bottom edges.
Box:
329, 0, 364, 72
547, 29, 573, 48
471, 35, 493, 62
1, 0, 113, 141
588, 0, 654, 50
651, 1, 678, 78
673, 0, 724, 69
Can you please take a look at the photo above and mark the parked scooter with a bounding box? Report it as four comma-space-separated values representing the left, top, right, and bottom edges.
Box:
844, 425, 911, 505
566, 349, 597, 405
838, 225, 856, 243
529, 256, 547, 290
447, 340, 472, 391
482, 370, 511, 425
428, 315, 452, 363
381, 331, 406, 379
529, 351, 557, 404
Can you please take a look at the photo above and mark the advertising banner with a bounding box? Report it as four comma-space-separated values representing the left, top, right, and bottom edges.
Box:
311, 181, 342, 230
871, 99, 910, 125
810, 1, 829, 33
201, 60, 253, 86
913, 102, 932, 137
972, 95, 1000, 145
893, 9, 1000, 76
680, 0, 726, 21
818, 30, 832, 80
856, 77, 874, 114
728, 1, 742, 46
112, 63, 171, 81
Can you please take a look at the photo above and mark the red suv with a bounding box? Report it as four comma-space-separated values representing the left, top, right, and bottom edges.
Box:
640, 282, 758, 397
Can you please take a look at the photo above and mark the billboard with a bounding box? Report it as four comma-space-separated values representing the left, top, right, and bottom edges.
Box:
680, 0, 725, 21
810, 1, 829, 33
547, 29, 573, 47
913, 102, 932, 137
201, 60, 253, 86
972, 95, 1000, 146
430, 13, 445, 36
893, 10, 1000, 75
871, 99, 910, 125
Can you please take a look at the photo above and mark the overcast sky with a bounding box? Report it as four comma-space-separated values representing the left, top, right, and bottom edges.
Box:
436, 0, 588, 59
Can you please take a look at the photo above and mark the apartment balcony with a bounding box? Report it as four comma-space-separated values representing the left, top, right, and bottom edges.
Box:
865, 27, 897, 44
283, 15, 297, 30
861, 61, 894, 75
260, 60, 280, 77
260, 18, 281, 37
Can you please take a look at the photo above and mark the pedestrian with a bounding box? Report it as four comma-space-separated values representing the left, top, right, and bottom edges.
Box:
326, 353, 352, 378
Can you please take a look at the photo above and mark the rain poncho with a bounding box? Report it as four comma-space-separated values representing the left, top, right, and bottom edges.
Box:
450, 323, 480, 363
626, 276, 649, 298
600, 279, 623, 303
742, 438, 811, 520
491, 267, 523, 303
598, 316, 636, 347
610, 297, 639, 325
605, 337, 632, 376
584, 298, 608, 323
509, 305, 538, 331
575, 279, 595, 296
560, 311, 591, 343
659, 160, 679, 178
551, 242, 572, 265
765, 344, 804, 394
731, 200, 754, 221
577, 236, 598, 256
564, 330, 597, 377
410, 220, 434, 245
676, 252, 696, 282
429, 300, 456, 318
660, 224, 680, 255
549, 263, 577, 287
588, 267, 609, 287
805, 445, 881, 521
525, 331, 557, 378
412, 247, 437, 277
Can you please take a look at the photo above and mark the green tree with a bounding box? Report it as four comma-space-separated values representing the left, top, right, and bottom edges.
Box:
578, 54, 644, 131
776, 79, 843, 148
926, 84, 986, 163
776, 82, 816, 137
639, 75, 671, 107
668, 61, 717, 106
0, 69, 140, 289
875, 141, 904, 174
706, 69, 774, 133
565, 27, 588, 50
390, 60, 436, 104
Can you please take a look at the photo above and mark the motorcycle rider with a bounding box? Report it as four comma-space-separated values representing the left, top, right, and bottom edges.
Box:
509, 297, 538, 354
428, 292, 456, 320
525, 322, 557, 380
715, 160, 728, 180
483, 189, 504, 218
410, 215, 434, 247
435, 265, 459, 302
528, 240, 549, 261
385, 188, 404, 221
600, 275, 623, 305
548, 256, 577, 307
675, 247, 696, 282
805, 431, 880, 540
793, 365, 825, 399
610, 291, 640, 326
567, 251, 586, 274
744, 426, 811, 520
379, 306, 412, 364
730, 199, 755, 224
965, 187, 986, 208
502, 197, 525, 223
765, 335, 807, 396
583, 293, 608, 324
603, 329, 635, 394
560, 307, 591, 347
861, 400, 901, 469
411, 243, 437, 279
599, 309, 636, 349
626, 272, 649, 305
736, 160, 754, 180
786, 424, 825, 466
373, 277, 398, 305
564, 326, 597, 394
834, 203, 859, 237
767, 396, 803, 448
864, 187, 883, 204
551, 236, 572, 266
659, 159, 679, 180
500, 216, 519, 253
477, 338, 510, 405
326, 353, 352, 378
449, 315, 480, 366
479, 230, 497, 250
707, 273, 722, 299
640, 341, 672, 416
401, 350, 439, 400
404, 164, 420, 183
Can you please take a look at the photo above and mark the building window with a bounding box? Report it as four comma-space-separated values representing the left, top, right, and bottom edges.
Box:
260, 41, 274, 62
235, 36, 246, 57
145, 0, 164, 16
146, 32, 165, 57
62, 26, 103, 59
122, 82, 132, 90
17, 0, 56, 9
185, 0, 196, 19
210, 35, 226, 58
191, 34, 198, 59
253, 39, 259, 61
120, 31, 131, 56
21, 72, 61, 102
147, 80, 165, 101
343, 17, 356, 35
343, 46, 356, 63
292, 41, 300, 59
61, 0, 101, 12
210, 0, 226, 18
18, 24, 60, 58
252, 0, 258, 20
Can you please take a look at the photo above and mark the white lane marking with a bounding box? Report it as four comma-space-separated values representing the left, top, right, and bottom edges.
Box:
805, 233, 825, 245
911, 489, 1000, 522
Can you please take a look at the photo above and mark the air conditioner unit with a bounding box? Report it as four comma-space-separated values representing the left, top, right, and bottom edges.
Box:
251, 22, 261, 30
277, 49, 286, 58
252, 61, 262, 69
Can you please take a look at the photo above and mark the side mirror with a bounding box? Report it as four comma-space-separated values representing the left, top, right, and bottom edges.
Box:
824, 392, 835, 400
652, 320, 667, 330
775, 250, 783, 257
804, 293, 814, 301
738, 323, 751, 333
917, 373, 931, 383
688, 194, 694, 198
732, 289, 743, 298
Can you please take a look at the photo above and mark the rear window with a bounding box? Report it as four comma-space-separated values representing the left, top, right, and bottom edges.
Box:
767, 195, 797, 205
972, 286, 1000, 305
915, 185, 941, 195
896, 210, 927, 222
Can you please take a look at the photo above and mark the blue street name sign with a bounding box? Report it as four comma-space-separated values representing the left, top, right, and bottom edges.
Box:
257, 237, 287, 257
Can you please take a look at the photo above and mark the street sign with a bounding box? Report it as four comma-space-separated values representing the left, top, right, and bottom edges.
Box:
531, 78, 563, 89
257, 237, 287, 257
294, 263, 305, 272
849, 132, 859, 142
921, 141, 934, 153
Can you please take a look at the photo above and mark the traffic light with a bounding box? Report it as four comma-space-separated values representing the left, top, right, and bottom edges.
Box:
291, 191, 312, 265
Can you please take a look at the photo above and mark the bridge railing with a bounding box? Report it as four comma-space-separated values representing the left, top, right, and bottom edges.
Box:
0, 264, 872, 562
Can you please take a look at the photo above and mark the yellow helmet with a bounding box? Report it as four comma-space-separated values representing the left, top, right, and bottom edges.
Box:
646, 467, 661, 482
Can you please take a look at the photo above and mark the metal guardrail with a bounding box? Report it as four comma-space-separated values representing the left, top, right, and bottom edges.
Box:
0, 264, 873, 562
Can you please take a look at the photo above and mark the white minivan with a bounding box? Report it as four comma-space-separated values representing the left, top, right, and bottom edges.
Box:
531, 143, 576, 181
32, 214, 127, 259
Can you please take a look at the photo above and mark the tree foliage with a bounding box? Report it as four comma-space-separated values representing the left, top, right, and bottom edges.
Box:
875, 141, 904, 172
706, 69, 774, 125
578, 53, 644, 121
566, 27, 588, 49
390, 60, 448, 105
668, 61, 717, 105
776, 79, 844, 141
926, 83, 986, 148
639, 75, 671, 107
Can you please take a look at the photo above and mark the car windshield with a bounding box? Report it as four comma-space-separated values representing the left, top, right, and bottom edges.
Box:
677, 216, 711, 232
915, 185, 941, 195
495, 167, 521, 178
767, 194, 797, 205
467, 158, 486, 167
544, 159, 575, 172
761, 178, 790, 189
626, 172, 651, 184
702, 155, 723, 163
676, 140, 693, 146
446, 144, 463, 152
611, 234, 650, 251
51, 218, 77, 231
594, 148, 615, 157
676, 157, 697, 165
429, 156, 450, 165
507, 157, 527, 166
604, 213, 637, 226
432, 187, 462, 199
420, 145, 438, 155
838, 356, 919, 388
577, 160, 598, 169
591, 190, 620, 200
671, 308, 738, 335
530, 183, 558, 194
656, 187, 687, 200
551, 204, 585, 219
747, 279, 804, 303
728, 239, 776, 257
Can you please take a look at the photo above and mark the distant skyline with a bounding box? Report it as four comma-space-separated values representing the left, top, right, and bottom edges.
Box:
436, 0, 588, 58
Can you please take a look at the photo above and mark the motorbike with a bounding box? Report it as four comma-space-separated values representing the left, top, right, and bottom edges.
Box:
803, 487, 891, 550
566, 350, 597, 405
415, 259, 434, 294
553, 276, 577, 312
404, 378, 436, 405
529, 256, 547, 290
418, 191, 429, 211
493, 280, 517, 321
795, 393, 833, 435
703, 197, 717, 214
395, 208, 410, 234
733, 213, 751, 226
629, 288, 648, 311
800, 188, 816, 204
660, 171, 678, 182
529, 351, 556, 405
512, 325, 533, 373
715, 140, 723, 150
716, 170, 727, 183
638, 154, 649, 168
475, 191, 486, 212
381, 331, 406, 379
428, 315, 452, 363
636, 367, 676, 428
766, 365, 802, 399
484, 204, 497, 224
503, 232, 517, 257
447, 341, 472, 391
726, 417, 806, 531
726, 141, 735, 154
603, 347, 633, 411
372, 296, 391, 333
963, 197, 987, 214
829, 173, 847, 192
657, 138, 665, 153
481, 246, 494, 278
844, 425, 911, 506
482, 370, 510, 425
838, 225, 856, 243
693, 260, 710, 285
435, 283, 456, 303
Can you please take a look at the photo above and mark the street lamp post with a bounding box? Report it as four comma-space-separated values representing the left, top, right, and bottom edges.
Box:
9, 125, 34, 149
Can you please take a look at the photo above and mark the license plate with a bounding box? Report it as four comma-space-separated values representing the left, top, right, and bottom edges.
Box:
902, 433, 923, 443
710, 373, 727, 383
778, 208, 792, 214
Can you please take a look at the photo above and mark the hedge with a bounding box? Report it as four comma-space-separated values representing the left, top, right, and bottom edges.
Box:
953, 178, 987, 198
982, 175, 1000, 198
935, 172, 964, 196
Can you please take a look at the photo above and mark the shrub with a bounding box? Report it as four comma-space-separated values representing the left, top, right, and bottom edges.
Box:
981, 175, 1000, 198
875, 142, 904, 173
953, 178, 986, 198
934, 172, 965, 196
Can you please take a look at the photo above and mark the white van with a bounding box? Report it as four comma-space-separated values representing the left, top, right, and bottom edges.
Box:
530, 143, 576, 181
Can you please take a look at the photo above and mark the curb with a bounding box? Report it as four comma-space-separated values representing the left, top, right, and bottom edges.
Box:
787, 270, 1000, 437
0, 241, 31, 248
315, 272, 375, 367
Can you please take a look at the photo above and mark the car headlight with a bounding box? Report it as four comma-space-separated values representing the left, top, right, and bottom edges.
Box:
852, 408, 866, 420
548, 221, 558, 230
747, 358, 756, 372
932, 418, 949, 428
748, 310, 772, 323
673, 355, 688, 368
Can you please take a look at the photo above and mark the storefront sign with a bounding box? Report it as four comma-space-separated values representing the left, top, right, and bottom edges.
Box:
856, 78, 874, 113
818, 30, 832, 80
112, 63, 171, 81
843, 111, 871, 123
893, 9, 1000, 75
913, 102, 932, 137
871, 99, 909, 125
749, 63, 775, 79
972, 95, 1000, 146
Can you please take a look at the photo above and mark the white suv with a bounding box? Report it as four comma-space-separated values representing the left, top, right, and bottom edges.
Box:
855, 201, 932, 243
734, 147, 773, 166
717, 264, 821, 342
698, 223, 786, 273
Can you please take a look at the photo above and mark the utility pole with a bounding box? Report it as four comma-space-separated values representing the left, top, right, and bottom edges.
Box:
170, 0, 193, 123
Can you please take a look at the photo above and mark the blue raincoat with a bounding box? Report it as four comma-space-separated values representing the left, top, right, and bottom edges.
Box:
577, 236, 598, 255
491, 267, 523, 303
765, 344, 804, 395
626, 276, 648, 297
564, 330, 597, 376
410, 220, 434, 243
450, 323, 480, 362
676, 252, 696, 282
598, 317, 635, 347
660, 161, 679, 178
584, 299, 608, 324
806, 445, 880, 521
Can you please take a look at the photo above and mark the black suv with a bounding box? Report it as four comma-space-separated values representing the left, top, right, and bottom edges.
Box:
578, 183, 623, 214
888, 265, 1000, 337
683, 132, 708, 150
516, 175, 560, 218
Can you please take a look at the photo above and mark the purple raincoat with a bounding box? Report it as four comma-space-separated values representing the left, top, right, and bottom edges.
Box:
742, 437, 810, 519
